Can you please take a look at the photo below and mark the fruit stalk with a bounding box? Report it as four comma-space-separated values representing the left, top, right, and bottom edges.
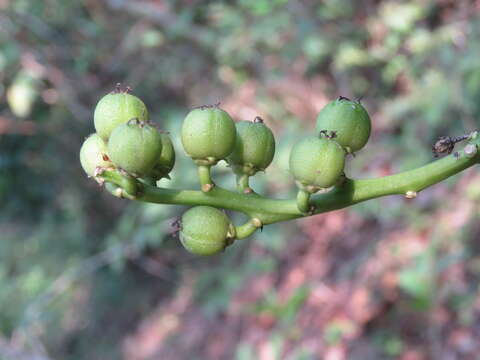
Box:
234, 218, 262, 240
114, 137, 480, 225
236, 173, 251, 193
197, 165, 214, 192
296, 189, 311, 213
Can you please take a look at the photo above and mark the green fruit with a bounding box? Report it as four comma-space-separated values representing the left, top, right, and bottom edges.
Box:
181, 106, 237, 165
107, 119, 162, 176
289, 135, 345, 191
79, 133, 113, 176
94, 88, 148, 141
149, 133, 176, 180
179, 206, 233, 256
315, 97, 371, 153
227, 117, 276, 175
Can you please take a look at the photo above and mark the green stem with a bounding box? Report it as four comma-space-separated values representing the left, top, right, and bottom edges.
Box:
296, 189, 311, 213
235, 218, 262, 239
99, 169, 138, 198
236, 173, 252, 193
197, 165, 214, 192
100, 140, 480, 228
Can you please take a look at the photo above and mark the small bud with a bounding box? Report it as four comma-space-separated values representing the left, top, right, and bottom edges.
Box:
405, 191, 417, 199
464, 144, 477, 158
114, 188, 123, 198
252, 218, 263, 228
201, 183, 214, 192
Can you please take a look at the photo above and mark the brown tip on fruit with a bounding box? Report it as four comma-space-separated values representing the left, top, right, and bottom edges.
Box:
253, 116, 264, 124
338, 95, 351, 101
127, 117, 141, 126
112, 83, 122, 94
193, 103, 222, 111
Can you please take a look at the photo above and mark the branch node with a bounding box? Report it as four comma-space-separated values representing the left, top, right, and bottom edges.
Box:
252, 218, 263, 228
464, 144, 478, 158
201, 183, 214, 192
405, 190, 417, 199
113, 188, 123, 198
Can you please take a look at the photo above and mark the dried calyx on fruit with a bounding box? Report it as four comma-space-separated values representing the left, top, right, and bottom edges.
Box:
107, 118, 162, 176
179, 206, 236, 256
94, 84, 148, 141
315, 96, 371, 153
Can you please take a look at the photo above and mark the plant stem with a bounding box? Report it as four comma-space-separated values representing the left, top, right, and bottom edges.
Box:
99, 169, 138, 198
296, 189, 311, 213
100, 139, 480, 228
197, 165, 214, 192
235, 218, 262, 239
236, 173, 252, 193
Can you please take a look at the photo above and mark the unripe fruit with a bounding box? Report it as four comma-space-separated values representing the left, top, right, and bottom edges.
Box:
227, 117, 276, 175
107, 119, 162, 176
315, 97, 371, 153
179, 206, 234, 256
289, 135, 345, 191
151, 133, 176, 179
181, 106, 237, 165
94, 87, 148, 141
79, 133, 112, 176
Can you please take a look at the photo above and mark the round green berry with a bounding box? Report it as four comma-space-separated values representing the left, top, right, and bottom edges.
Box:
179, 206, 234, 256
315, 97, 371, 153
181, 106, 237, 165
79, 133, 112, 176
289, 135, 345, 191
151, 133, 176, 180
94, 87, 148, 141
107, 119, 162, 176
227, 117, 276, 176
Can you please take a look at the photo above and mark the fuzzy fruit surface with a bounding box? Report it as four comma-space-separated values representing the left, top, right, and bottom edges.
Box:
289, 136, 345, 190
151, 133, 175, 179
80, 133, 112, 176
227, 120, 275, 175
315, 98, 371, 153
181, 107, 236, 164
180, 206, 231, 256
94, 92, 148, 141
107, 120, 162, 176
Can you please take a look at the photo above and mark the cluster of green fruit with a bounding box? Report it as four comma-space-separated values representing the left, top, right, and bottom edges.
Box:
80, 86, 371, 255
80, 85, 175, 183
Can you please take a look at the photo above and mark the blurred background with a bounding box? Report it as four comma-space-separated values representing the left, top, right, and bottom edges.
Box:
1, 1, 480, 359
